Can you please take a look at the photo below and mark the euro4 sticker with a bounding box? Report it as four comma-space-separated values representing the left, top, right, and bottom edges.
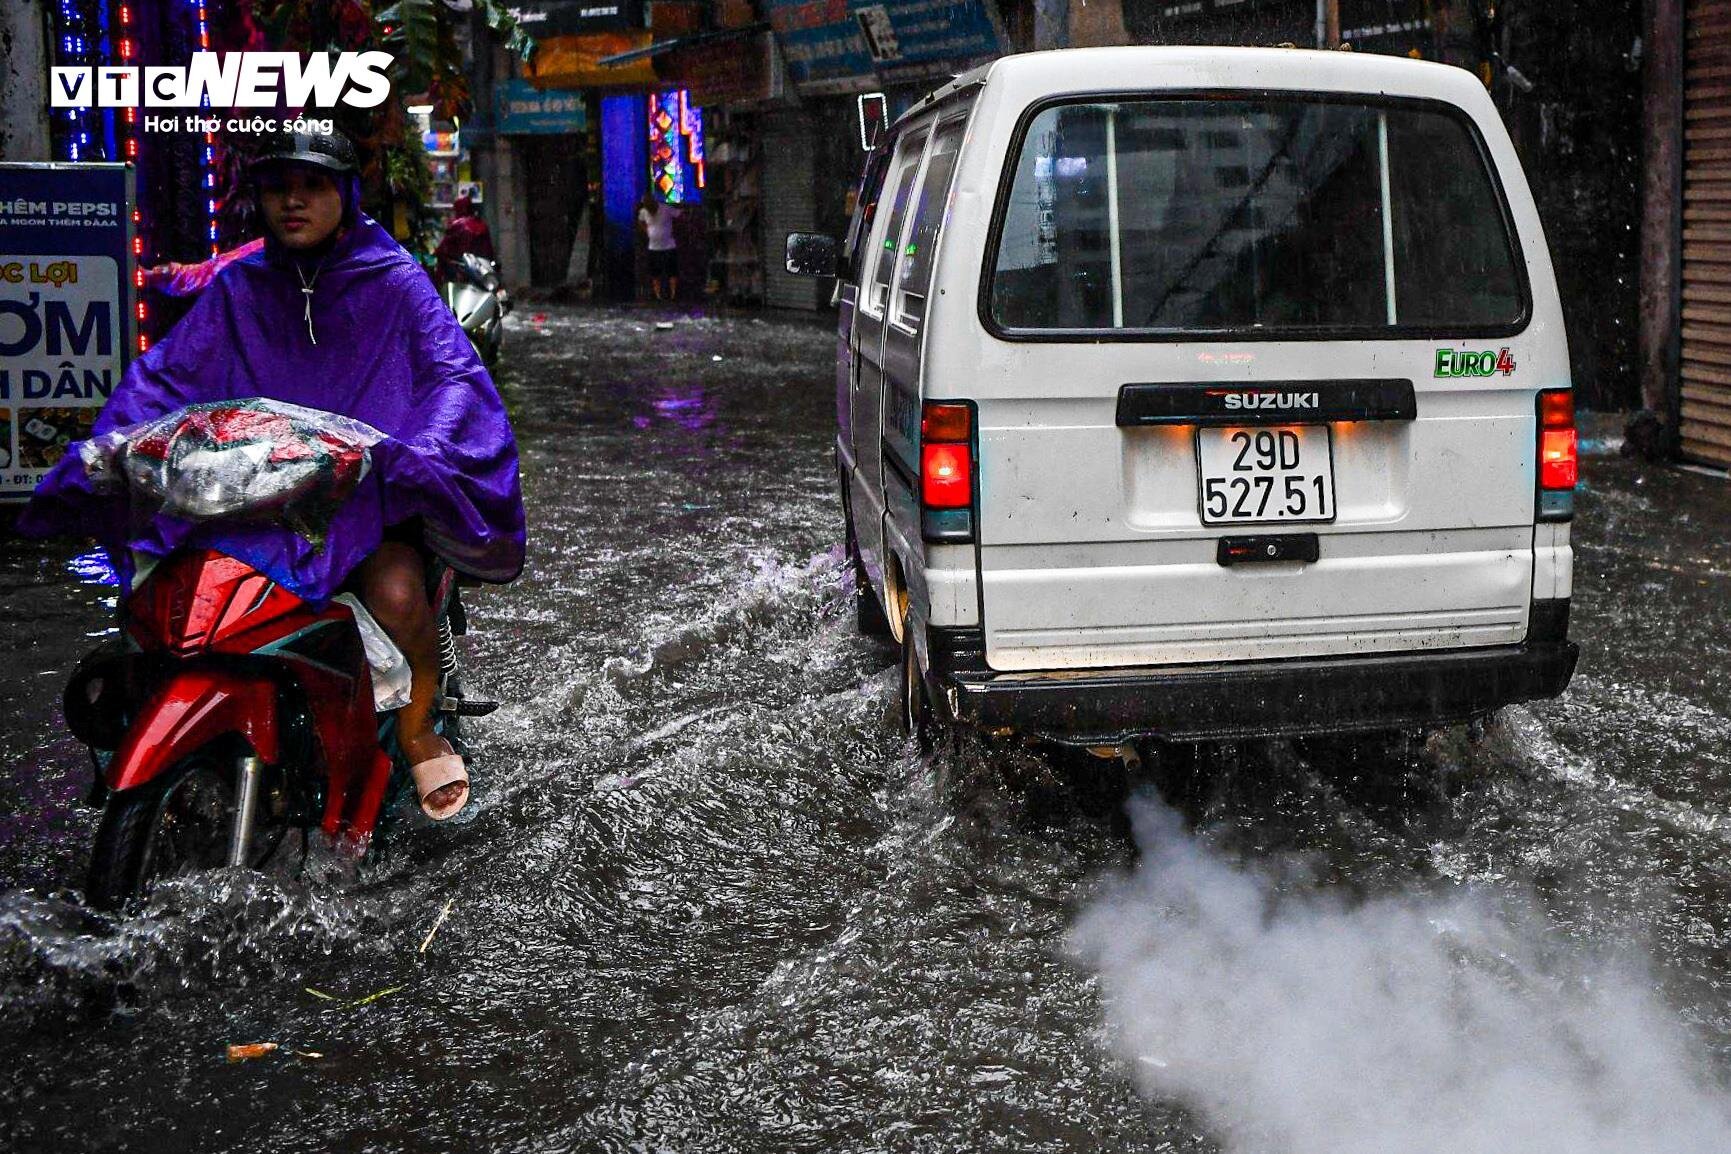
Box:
1435, 347, 1516, 378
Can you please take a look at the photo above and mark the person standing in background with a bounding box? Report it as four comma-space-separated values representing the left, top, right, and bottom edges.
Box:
564, 148, 593, 294
636, 194, 680, 302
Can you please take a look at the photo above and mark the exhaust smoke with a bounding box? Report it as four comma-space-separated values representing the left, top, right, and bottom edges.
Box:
1072, 795, 1731, 1153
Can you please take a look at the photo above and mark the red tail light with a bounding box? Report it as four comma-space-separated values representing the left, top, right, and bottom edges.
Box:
920, 402, 973, 510
921, 442, 972, 508
1538, 389, 1576, 491
919, 402, 975, 543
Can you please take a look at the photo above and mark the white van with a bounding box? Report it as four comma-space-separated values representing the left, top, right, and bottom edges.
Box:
788, 47, 1579, 745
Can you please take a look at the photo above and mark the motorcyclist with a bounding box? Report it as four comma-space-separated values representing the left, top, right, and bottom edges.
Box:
434, 193, 495, 284
22, 128, 526, 822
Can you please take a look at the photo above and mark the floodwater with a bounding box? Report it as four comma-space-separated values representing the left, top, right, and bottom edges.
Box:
2, 305, 1730, 1152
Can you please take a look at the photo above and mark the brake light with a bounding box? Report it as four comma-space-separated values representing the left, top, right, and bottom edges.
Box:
920, 401, 974, 541
1536, 389, 1575, 522
922, 442, 971, 508
1540, 430, 1577, 489
1538, 390, 1576, 490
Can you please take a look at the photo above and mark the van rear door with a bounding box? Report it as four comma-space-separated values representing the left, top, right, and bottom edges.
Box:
975, 95, 1550, 671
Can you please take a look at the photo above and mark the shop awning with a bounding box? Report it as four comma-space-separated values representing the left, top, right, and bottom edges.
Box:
527, 30, 660, 90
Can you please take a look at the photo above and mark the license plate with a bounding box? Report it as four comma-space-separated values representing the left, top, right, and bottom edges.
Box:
1195, 425, 1335, 525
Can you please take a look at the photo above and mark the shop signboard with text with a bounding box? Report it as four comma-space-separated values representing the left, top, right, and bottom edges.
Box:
496, 77, 591, 134
763, 0, 1006, 94
0, 164, 133, 503
508, 0, 644, 38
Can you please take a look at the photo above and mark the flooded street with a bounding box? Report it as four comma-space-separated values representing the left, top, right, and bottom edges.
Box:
3, 304, 1731, 1152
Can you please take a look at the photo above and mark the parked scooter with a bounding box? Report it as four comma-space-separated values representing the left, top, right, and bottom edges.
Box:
63, 400, 494, 909
443, 253, 510, 368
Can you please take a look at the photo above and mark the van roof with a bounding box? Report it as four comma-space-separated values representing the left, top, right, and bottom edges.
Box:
894, 46, 1489, 130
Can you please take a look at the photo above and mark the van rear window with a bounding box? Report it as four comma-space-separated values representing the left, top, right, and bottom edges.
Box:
987, 97, 1526, 336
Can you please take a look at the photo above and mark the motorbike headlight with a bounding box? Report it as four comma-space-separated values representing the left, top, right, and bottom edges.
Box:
159, 442, 288, 519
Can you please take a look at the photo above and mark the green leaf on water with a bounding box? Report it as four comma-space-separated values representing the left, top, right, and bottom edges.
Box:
347, 984, 406, 1008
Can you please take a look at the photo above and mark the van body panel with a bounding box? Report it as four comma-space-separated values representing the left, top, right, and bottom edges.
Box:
847, 123, 932, 606
968, 347, 1546, 667
980, 527, 1531, 670
926, 543, 980, 626
1533, 523, 1573, 600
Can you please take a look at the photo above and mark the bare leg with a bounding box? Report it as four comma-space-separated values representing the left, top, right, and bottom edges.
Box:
357, 542, 464, 810
669, 274, 679, 300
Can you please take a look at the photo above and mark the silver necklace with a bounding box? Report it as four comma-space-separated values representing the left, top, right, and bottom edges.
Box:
294, 260, 324, 345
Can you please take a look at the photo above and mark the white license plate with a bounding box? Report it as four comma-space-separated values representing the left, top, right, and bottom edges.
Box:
1196, 425, 1335, 525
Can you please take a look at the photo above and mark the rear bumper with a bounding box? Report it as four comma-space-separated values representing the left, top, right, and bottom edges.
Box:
932, 630, 1579, 745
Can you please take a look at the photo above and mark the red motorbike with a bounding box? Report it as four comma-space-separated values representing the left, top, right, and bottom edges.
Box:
61, 401, 490, 909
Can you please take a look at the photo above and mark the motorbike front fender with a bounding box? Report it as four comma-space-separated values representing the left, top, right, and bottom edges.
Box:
107, 669, 280, 792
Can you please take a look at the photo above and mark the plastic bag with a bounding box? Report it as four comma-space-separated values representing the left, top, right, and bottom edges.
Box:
332, 594, 413, 712
81, 399, 384, 549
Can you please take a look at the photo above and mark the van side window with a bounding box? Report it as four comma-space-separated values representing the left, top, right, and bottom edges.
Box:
862, 131, 928, 317
987, 98, 1526, 336
844, 150, 892, 281
892, 119, 967, 330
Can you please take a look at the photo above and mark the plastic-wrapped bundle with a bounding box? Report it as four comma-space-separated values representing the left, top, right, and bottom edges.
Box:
81, 399, 384, 549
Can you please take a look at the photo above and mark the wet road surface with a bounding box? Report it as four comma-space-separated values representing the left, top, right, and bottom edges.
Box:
2, 305, 1730, 1152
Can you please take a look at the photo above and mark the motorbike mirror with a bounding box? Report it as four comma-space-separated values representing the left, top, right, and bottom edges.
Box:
785, 233, 838, 279
462, 252, 502, 291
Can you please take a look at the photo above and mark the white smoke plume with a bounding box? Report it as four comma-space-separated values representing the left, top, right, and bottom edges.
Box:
1072, 795, 1731, 1154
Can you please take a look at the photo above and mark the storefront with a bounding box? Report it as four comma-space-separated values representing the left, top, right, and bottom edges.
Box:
753, 0, 1009, 310
1642, 0, 1731, 466
659, 27, 784, 305
492, 77, 593, 287
520, 0, 662, 298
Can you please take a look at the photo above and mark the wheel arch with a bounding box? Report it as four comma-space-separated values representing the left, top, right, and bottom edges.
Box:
106, 670, 281, 793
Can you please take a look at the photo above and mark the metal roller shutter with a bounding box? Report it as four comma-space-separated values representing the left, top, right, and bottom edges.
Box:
1683, 0, 1731, 465
759, 108, 824, 311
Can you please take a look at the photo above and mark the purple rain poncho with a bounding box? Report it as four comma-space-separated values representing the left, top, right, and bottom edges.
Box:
22, 215, 525, 602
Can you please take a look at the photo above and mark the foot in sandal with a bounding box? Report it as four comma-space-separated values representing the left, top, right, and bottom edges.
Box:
408, 736, 469, 820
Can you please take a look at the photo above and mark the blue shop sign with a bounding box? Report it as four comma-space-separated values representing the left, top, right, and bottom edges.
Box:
496, 78, 590, 135
764, 0, 1006, 94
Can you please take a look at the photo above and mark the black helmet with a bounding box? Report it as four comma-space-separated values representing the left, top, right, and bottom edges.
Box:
250, 127, 360, 175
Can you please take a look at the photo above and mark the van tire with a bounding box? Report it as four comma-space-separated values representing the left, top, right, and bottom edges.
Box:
841, 475, 892, 638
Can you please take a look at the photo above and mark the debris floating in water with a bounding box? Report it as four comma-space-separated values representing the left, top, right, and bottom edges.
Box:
346, 984, 404, 1008
419, 898, 456, 955
304, 984, 406, 1008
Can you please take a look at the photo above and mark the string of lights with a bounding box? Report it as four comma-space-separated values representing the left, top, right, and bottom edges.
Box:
193, 0, 219, 256
120, 0, 147, 353
53, 0, 97, 161
116, 2, 137, 161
